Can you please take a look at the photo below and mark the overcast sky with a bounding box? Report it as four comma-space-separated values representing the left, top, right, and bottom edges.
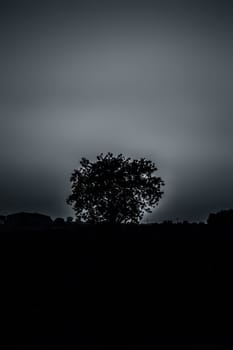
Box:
1, 0, 233, 222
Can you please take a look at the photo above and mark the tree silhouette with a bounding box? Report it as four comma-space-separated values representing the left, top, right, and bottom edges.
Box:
67, 153, 165, 224
207, 209, 233, 225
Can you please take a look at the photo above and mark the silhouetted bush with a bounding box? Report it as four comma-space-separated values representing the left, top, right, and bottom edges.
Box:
66, 216, 73, 223
207, 209, 233, 225
53, 217, 65, 226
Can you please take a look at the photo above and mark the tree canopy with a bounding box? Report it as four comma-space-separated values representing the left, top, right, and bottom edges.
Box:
67, 153, 164, 224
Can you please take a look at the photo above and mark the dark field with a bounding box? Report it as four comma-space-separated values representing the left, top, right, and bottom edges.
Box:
0, 224, 233, 349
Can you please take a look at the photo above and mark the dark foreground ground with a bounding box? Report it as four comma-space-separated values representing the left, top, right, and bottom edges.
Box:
0, 223, 233, 349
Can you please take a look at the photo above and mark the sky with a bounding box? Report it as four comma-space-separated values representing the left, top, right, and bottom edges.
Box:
1, 0, 233, 222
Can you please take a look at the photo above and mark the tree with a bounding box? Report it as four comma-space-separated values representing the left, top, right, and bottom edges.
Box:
67, 153, 165, 224
207, 209, 233, 225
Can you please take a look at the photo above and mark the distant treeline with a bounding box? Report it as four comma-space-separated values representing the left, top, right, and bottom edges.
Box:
0, 212, 67, 227
1, 209, 233, 227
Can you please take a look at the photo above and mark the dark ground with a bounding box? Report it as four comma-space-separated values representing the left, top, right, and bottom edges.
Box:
0, 223, 233, 349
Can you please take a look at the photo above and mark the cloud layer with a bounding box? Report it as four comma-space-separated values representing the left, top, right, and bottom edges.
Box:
1, 0, 233, 221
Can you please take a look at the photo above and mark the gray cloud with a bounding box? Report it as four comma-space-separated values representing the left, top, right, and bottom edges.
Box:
1, 0, 233, 220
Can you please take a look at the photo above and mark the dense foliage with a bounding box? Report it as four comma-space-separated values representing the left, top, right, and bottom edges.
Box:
67, 153, 164, 223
